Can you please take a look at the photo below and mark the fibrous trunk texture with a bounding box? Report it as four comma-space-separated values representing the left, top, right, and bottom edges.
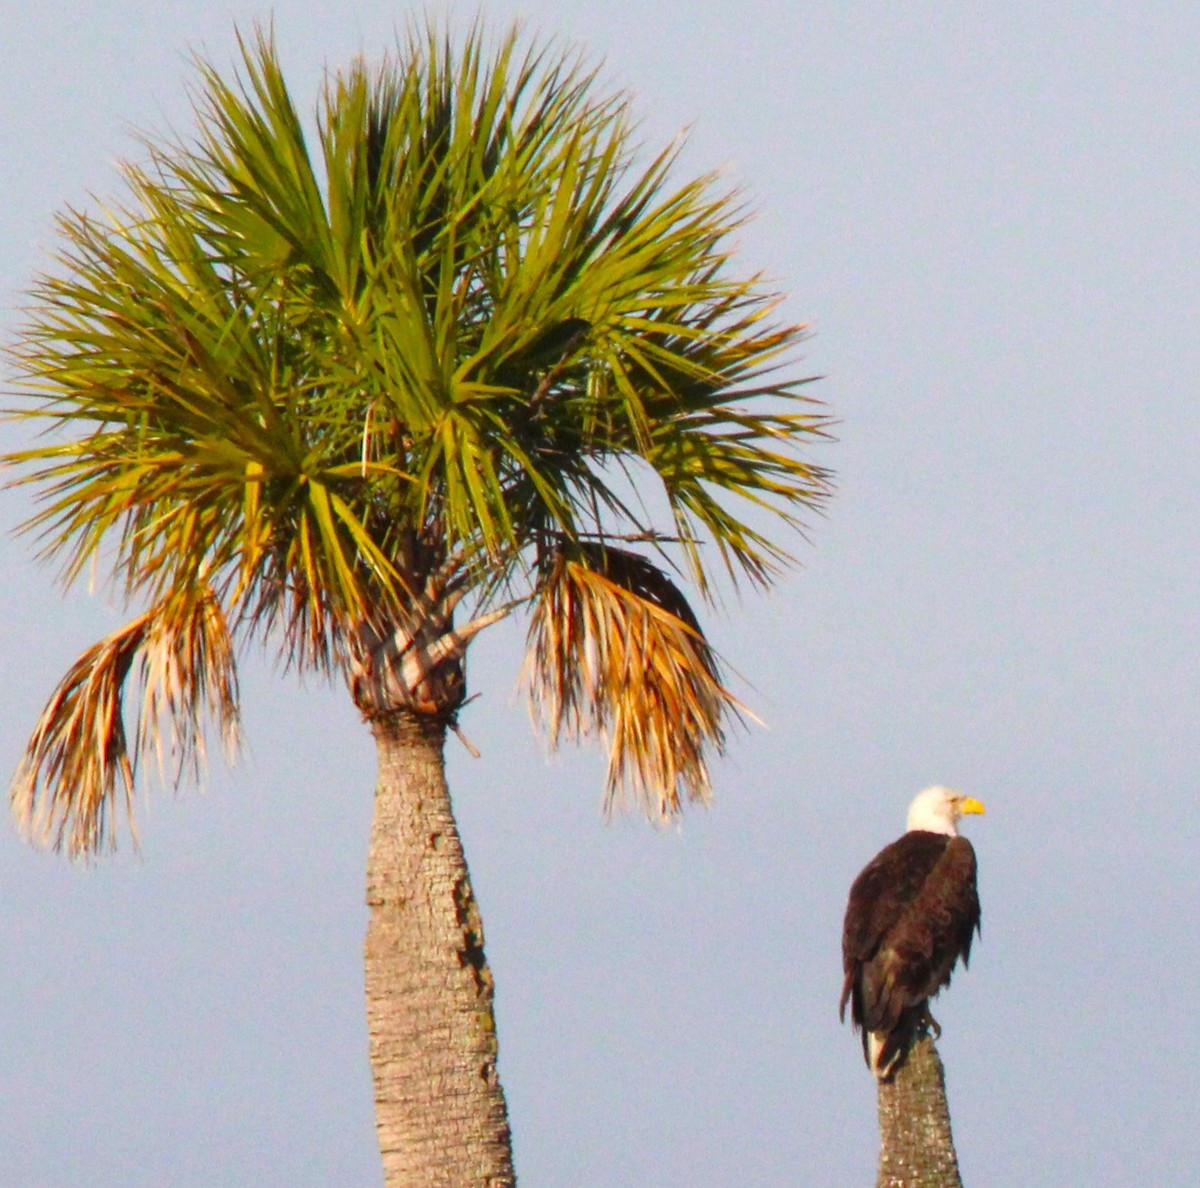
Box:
875, 1032, 963, 1188
364, 710, 514, 1186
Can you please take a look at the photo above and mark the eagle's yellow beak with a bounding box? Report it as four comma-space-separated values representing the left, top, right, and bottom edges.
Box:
958, 797, 986, 816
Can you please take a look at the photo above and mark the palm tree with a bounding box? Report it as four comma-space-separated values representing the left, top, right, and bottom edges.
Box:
4, 21, 831, 1186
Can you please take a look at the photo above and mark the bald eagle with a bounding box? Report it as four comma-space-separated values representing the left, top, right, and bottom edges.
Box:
840, 786, 985, 1079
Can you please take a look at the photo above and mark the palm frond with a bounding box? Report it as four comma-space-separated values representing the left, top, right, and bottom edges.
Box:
524, 543, 745, 819
11, 585, 240, 857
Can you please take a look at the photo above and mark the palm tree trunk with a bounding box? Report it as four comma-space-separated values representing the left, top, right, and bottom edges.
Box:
364, 709, 515, 1186
875, 1032, 963, 1188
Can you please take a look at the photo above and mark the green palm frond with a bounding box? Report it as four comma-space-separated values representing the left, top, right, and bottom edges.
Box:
6, 19, 831, 847
11, 584, 239, 857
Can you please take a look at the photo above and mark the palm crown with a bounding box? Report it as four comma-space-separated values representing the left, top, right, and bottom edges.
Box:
6, 24, 830, 857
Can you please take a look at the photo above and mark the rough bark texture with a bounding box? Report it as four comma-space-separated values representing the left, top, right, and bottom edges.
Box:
365, 710, 514, 1186
875, 1031, 963, 1188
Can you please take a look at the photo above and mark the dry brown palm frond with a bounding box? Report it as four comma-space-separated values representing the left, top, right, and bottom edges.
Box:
11, 586, 241, 858
524, 543, 746, 819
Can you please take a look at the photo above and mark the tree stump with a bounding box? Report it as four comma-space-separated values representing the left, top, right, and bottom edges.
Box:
875, 1030, 963, 1188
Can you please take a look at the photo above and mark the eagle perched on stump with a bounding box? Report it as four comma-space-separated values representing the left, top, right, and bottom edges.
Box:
840, 786, 985, 1079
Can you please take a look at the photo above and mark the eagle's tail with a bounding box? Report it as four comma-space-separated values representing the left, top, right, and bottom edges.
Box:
867, 1004, 928, 1080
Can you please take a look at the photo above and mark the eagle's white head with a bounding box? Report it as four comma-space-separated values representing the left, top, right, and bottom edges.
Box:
906, 785, 987, 836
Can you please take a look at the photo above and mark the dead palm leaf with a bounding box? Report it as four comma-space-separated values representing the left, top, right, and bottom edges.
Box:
12, 584, 239, 857
525, 542, 749, 818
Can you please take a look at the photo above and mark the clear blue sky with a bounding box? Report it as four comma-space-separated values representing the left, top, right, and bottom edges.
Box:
3, 3, 1198, 1185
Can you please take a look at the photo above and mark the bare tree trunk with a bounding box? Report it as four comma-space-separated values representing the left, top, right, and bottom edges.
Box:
875, 1031, 963, 1188
364, 709, 515, 1186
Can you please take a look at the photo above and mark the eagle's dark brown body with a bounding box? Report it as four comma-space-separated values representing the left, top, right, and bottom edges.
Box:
840, 829, 980, 1077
